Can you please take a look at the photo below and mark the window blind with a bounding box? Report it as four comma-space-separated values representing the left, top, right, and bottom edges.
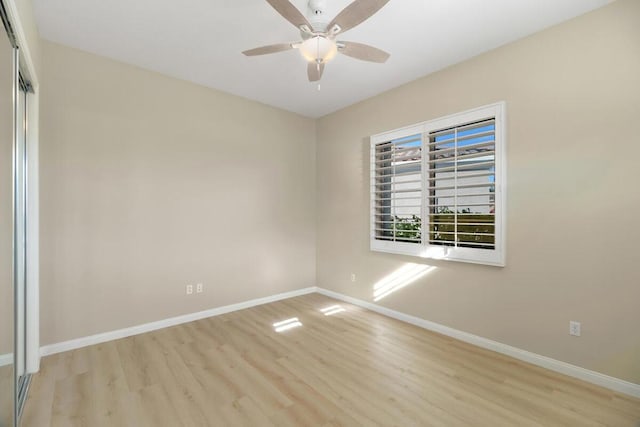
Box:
372, 134, 422, 244
427, 119, 496, 249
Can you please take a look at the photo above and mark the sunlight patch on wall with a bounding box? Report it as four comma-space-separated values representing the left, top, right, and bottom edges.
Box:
320, 305, 346, 316
373, 263, 436, 302
273, 317, 303, 332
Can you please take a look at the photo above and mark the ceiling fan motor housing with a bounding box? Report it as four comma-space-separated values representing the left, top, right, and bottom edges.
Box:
308, 0, 327, 15
304, 0, 330, 34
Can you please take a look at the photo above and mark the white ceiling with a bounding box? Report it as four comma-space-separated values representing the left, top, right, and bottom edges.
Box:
33, 0, 611, 118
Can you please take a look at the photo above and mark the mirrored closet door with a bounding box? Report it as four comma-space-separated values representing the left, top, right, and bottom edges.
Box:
1, 3, 33, 423
0, 18, 16, 427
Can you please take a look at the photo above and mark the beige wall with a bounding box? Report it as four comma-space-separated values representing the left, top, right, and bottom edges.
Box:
316, 0, 640, 384
40, 41, 316, 345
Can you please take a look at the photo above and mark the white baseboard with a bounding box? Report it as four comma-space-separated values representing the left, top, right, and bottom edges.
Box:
40, 287, 317, 357
315, 287, 640, 399
0, 353, 12, 367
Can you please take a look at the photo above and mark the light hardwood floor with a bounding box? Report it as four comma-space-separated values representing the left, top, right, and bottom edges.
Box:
22, 293, 640, 426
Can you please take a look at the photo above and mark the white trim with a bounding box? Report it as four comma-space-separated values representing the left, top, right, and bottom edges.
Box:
315, 287, 640, 399
371, 123, 424, 145
25, 91, 39, 373
40, 287, 317, 357
0, 353, 12, 367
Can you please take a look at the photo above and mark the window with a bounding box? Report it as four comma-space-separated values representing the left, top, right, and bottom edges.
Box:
370, 103, 505, 266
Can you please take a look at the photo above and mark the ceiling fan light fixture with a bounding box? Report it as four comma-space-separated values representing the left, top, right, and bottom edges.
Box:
299, 35, 337, 63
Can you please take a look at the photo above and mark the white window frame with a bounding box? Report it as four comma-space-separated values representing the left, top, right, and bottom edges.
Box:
370, 102, 506, 267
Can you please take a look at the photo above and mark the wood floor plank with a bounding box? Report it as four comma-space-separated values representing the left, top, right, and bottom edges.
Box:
23, 293, 640, 426
136, 383, 183, 427
218, 395, 278, 427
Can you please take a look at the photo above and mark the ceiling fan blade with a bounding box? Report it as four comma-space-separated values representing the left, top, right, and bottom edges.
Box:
242, 43, 295, 56
308, 62, 325, 82
338, 41, 390, 63
328, 0, 390, 35
265, 0, 312, 31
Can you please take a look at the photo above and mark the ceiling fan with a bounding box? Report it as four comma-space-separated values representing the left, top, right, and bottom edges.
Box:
243, 0, 391, 82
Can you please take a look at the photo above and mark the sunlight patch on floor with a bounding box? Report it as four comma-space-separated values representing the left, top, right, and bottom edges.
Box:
273, 317, 303, 332
320, 305, 346, 316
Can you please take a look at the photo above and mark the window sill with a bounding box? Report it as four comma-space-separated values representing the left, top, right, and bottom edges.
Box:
371, 240, 505, 267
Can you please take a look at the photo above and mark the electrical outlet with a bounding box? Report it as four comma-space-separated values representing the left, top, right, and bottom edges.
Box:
196, 283, 203, 293
186, 284, 193, 295
569, 321, 581, 337
350, 273, 356, 282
